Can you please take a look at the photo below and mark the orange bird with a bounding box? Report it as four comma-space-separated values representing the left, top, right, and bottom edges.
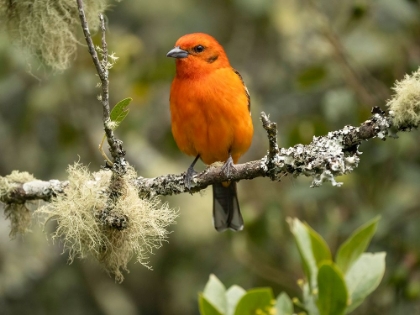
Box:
167, 33, 253, 232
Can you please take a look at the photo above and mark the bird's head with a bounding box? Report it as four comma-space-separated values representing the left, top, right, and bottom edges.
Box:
167, 33, 230, 77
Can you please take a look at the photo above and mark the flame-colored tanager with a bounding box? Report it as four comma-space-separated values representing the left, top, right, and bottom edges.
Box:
167, 33, 253, 232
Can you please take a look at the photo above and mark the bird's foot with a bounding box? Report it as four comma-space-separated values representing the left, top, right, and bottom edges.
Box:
185, 166, 197, 190
184, 154, 200, 190
221, 155, 236, 178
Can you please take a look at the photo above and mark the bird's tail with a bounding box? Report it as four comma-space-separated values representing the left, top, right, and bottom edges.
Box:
212, 181, 244, 232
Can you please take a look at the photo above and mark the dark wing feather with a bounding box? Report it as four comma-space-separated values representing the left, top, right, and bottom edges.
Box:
233, 69, 251, 112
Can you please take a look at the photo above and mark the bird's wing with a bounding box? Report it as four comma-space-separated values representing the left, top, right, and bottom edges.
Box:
233, 69, 251, 113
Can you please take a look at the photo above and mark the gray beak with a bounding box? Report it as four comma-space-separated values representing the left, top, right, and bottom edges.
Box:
166, 46, 189, 59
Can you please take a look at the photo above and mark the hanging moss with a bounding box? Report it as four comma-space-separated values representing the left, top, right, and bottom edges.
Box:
0, 0, 108, 70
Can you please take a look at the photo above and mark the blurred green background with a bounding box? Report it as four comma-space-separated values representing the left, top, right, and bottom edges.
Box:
1, 0, 420, 314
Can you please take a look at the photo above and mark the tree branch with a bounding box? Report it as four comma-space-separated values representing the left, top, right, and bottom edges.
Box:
1, 107, 409, 205
1, 179, 68, 204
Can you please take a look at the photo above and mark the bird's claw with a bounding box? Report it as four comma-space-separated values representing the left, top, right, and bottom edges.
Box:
221, 155, 236, 178
185, 166, 197, 190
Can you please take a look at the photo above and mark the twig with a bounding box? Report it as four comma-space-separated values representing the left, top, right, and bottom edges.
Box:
76, 0, 126, 171
1, 109, 408, 204
76, 0, 103, 82
260, 112, 280, 180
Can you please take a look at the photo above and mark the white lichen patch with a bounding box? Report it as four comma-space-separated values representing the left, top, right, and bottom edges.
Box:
269, 129, 360, 187
107, 121, 119, 131
387, 68, 420, 128
36, 162, 178, 282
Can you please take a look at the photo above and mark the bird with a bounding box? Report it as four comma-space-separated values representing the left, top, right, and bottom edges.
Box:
167, 33, 253, 232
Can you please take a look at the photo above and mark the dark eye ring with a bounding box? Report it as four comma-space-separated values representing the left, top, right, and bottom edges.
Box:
193, 45, 205, 53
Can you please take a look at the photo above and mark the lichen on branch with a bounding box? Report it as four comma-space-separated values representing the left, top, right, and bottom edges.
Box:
387, 68, 420, 129
0, 105, 414, 279
35, 163, 177, 282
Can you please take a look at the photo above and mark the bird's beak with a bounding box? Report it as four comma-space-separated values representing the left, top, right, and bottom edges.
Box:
166, 46, 189, 59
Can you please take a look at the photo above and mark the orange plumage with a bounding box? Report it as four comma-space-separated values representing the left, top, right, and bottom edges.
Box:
167, 33, 253, 232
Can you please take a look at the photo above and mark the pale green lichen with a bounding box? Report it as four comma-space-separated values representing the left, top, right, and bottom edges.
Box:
0, 171, 36, 238
4, 204, 31, 238
0, 170, 35, 198
387, 68, 420, 128
36, 162, 178, 282
0, 0, 108, 70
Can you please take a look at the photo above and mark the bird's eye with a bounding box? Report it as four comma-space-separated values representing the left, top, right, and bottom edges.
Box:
193, 45, 205, 53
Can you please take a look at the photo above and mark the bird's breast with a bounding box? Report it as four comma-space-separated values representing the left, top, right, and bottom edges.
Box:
170, 68, 253, 165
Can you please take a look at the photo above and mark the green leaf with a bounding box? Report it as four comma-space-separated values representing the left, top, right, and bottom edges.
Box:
226, 285, 246, 315
304, 222, 332, 265
110, 97, 132, 128
288, 218, 331, 288
199, 294, 223, 315
345, 252, 386, 313
317, 262, 348, 315
234, 288, 274, 315
336, 216, 380, 274
203, 274, 227, 314
275, 292, 294, 315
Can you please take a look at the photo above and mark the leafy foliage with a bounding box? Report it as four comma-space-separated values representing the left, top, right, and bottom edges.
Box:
199, 276, 274, 315
336, 216, 380, 274
199, 217, 385, 315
